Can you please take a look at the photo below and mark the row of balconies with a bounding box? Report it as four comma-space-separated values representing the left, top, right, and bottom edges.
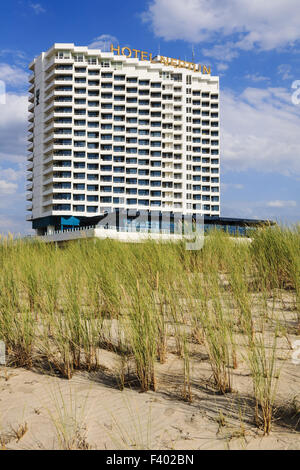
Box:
43, 110, 187, 124
41, 206, 191, 216
37, 177, 219, 192
39, 177, 220, 190
42, 191, 187, 203
39, 189, 220, 200
43, 120, 211, 132
39, 192, 220, 203
43, 103, 186, 116
42, 144, 218, 158
43, 129, 183, 138
41, 185, 188, 197
43, 55, 215, 80
42, 95, 218, 108
41, 200, 214, 209
43, 77, 219, 95
39, 204, 220, 216
42, 64, 219, 84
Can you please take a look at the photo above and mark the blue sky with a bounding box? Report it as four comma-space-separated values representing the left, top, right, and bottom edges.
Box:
0, 0, 299, 234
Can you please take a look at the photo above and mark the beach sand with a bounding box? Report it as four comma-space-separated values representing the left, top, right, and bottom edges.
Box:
0, 337, 299, 450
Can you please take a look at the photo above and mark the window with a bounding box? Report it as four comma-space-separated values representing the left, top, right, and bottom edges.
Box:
87, 195, 98, 202
55, 51, 71, 60
127, 188, 137, 195
101, 196, 112, 203
73, 194, 85, 201
101, 62, 111, 68
87, 163, 98, 170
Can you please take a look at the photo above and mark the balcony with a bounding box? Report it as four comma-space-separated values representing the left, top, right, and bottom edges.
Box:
42, 186, 53, 197
44, 120, 72, 133
44, 100, 56, 114
44, 109, 73, 125
46, 67, 73, 83
45, 56, 74, 72
43, 176, 54, 186
45, 78, 73, 94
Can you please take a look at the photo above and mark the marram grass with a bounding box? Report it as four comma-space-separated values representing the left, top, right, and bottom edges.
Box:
0, 225, 299, 434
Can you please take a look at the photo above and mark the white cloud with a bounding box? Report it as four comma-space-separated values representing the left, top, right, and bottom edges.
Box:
222, 200, 300, 222
89, 34, 118, 51
0, 92, 33, 234
0, 93, 27, 126
277, 64, 293, 81
0, 180, 18, 195
222, 86, 300, 175
245, 73, 269, 82
266, 200, 297, 208
0, 93, 27, 166
0, 50, 26, 60
0, 167, 24, 182
216, 63, 229, 72
202, 42, 239, 62
142, 0, 300, 53
0, 63, 28, 87
0, 214, 31, 236
30, 3, 46, 14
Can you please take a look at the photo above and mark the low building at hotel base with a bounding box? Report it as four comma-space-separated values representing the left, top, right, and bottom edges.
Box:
27, 43, 271, 242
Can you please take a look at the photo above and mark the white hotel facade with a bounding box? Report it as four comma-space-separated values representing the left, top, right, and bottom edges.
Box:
27, 43, 220, 235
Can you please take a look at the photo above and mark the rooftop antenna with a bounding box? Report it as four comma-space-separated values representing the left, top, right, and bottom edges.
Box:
192, 45, 195, 62
158, 43, 160, 56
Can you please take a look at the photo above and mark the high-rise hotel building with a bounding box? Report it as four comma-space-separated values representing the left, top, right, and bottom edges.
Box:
27, 43, 220, 235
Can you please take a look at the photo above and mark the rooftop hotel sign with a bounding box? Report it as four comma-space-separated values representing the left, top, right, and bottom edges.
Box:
110, 44, 211, 74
